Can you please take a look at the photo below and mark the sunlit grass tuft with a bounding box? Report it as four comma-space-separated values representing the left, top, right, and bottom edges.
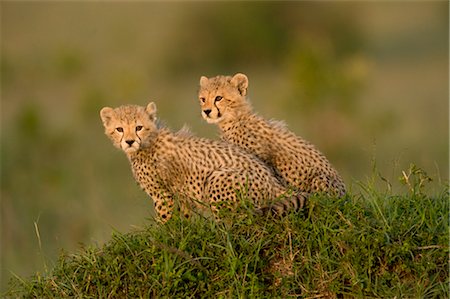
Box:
5, 167, 449, 298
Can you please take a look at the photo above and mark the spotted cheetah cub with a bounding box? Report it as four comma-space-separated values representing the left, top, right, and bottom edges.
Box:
198, 73, 346, 197
100, 102, 305, 222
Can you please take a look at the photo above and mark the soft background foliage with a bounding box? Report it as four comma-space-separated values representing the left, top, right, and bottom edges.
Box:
1, 2, 448, 290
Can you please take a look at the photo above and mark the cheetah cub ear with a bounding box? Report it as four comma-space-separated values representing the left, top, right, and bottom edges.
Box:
199, 76, 209, 87
146, 102, 157, 122
100, 107, 114, 127
231, 73, 248, 96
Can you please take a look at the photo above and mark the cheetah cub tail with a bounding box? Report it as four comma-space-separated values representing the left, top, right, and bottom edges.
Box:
258, 192, 309, 217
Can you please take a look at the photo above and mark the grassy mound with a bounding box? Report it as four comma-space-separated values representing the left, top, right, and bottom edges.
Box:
6, 177, 449, 298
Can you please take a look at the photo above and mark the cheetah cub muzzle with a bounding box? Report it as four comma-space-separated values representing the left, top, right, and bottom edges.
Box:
198, 73, 346, 197
100, 102, 306, 222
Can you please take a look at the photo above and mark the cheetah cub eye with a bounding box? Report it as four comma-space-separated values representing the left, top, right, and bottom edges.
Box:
136, 126, 143, 131
215, 96, 223, 102
116, 127, 123, 133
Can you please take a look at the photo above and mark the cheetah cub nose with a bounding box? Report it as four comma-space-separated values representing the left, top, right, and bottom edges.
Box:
203, 109, 212, 117
125, 140, 135, 146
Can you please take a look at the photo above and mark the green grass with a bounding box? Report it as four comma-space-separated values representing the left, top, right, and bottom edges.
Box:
5, 170, 449, 298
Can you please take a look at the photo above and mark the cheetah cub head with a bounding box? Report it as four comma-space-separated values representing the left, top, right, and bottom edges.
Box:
100, 102, 158, 154
198, 73, 252, 124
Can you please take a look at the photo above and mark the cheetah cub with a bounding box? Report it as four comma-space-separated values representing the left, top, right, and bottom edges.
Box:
100, 102, 305, 222
198, 73, 346, 197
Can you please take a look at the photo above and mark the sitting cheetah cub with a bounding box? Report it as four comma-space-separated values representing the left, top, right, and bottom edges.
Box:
198, 73, 346, 197
100, 102, 305, 222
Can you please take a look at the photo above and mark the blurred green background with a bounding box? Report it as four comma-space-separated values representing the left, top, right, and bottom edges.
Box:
1, 2, 448, 290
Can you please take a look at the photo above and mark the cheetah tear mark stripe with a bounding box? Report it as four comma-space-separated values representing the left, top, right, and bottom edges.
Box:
214, 101, 222, 118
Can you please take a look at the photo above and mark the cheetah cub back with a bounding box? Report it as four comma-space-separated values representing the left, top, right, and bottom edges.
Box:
198, 73, 346, 197
100, 102, 305, 222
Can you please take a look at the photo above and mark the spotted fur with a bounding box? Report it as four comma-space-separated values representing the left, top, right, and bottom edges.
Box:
198, 73, 346, 197
100, 102, 305, 222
